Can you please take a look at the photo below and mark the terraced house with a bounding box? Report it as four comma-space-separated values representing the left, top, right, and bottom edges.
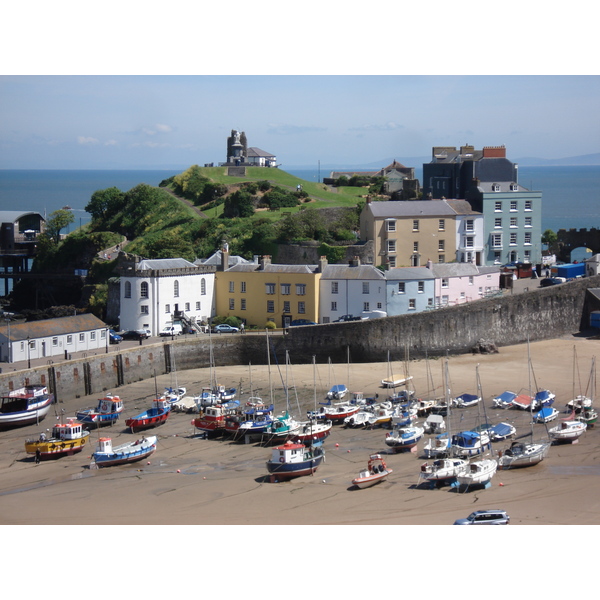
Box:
215, 252, 326, 328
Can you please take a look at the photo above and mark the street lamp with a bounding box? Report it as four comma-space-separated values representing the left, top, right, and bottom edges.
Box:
5, 318, 11, 364
27, 336, 31, 369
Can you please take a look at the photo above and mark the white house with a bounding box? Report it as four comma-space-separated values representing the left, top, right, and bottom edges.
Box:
118, 257, 216, 335
428, 262, 501, 307
446, 200, 485, 265
319, 259, 386, 323
385, 267, 436, 315
0, 314, 109, 364
246, 147, 277, 167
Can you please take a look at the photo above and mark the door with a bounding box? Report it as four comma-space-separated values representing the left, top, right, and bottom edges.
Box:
282, 315, 292, 328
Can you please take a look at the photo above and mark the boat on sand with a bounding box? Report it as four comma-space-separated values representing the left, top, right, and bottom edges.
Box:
352, 454, 392, 489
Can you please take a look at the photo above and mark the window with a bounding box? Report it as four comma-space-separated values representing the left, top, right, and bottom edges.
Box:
196, 301, 201, 310
441, 278, 449, 288
363, 302, 370, 311
165, 304, 170, 313
460, 291, 466, 300
331, 301, 337, 311
438, 239, 445, 251
296, 284, 306, 295
185, 302, 190, 311
30, 340, 36, 350
510, 233, 517, 246
201, 279, 206, 295
52, 337, 59, 346
388, 256, 396, 268
140, 281, 148, 298
377, 302, 382, 309
495, 201, 502, 211
525, 216, 532, 227
386, 240, 396, 253
438, 219, 445, 231
229, 281, 235, 293
241, 281, 246, 293
265, 283, 275, 295
510, 200, 517, 211
510, 183, 519, 191
494, 218, 502, 228
412, 219, 419, 231
494, 251, 501, 263
386, 220, 396, 232
438, 255, 445, 263
524, 250, 531, 262
283, 301, 290, 313
298, 301, 306, 314
331, 282, 339, 294
469, 276, 474, 285
427, 298, 433, 307
525, 200, 532, 211
510, 217, 517, 228
418, 281, 424, 293
67, 335, 73, 344
465, 219, 474, 232
492, 184, 500, 192
241, 298, 246, 310
398, 282, 405, 294
124, 281, 132, 298
229, 298, 235, 310
281, 284, 291, 295
409, 299, 416, 310
79, 333, 85, 342
524, 232, 532, 245
465, 236, 474, 248
491, 233, 502, 248
141, 305, 149, 314
267, 300, 275, 313
413, 241, 419, 253
362, 282, 369, 294
174, 280, 179, 297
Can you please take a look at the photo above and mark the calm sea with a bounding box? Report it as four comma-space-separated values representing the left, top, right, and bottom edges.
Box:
0, 166, 598, 233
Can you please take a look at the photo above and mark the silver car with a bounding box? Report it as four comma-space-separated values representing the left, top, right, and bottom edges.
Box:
454, 509, 510, 525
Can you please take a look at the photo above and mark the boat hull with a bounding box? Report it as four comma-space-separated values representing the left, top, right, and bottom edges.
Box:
352, 472, 391, 489
0, 402, 52, 429
25, 432, 90, 459
92, 437, 157, 467
266, 454, 324, 481
126, 409, 170, 432
497, 441, 550, 469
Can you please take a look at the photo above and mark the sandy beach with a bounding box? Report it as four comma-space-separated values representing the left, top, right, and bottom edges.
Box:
2, 332, 599, 592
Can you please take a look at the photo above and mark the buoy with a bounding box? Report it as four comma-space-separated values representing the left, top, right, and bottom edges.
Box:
335, 443, 339, 448
203, 476, 206, 480
147, 461, 151, 465
499, 482, 504, 486
177, 469, 181, 473
347, 449, 351, 453
322, 479, 326, 483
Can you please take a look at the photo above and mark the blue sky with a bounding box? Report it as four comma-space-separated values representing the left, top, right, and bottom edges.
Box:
2, 5, 598, 170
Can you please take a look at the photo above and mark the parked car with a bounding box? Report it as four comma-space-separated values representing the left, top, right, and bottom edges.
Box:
159, 323, 183, 337
333, 314, 362, 322
540, 277, 565, 287
454, 509, 510, 525
212, 324, 240, 334
289, 319, 317, 326
109, 330, 122, 344
121, 329, 150, 341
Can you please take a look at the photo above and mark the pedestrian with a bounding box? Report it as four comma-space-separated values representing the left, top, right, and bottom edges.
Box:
240, 322, 245, 334
35, 448, 41, 464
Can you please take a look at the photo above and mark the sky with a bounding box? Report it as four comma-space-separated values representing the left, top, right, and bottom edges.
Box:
1, 4, 599, 172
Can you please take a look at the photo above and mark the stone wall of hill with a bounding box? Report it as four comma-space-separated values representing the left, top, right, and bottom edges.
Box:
3, 275, 599, 403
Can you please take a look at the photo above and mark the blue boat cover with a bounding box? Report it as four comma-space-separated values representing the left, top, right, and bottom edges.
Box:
535, 390, 554, 405
535, 407, 555, 419
457, 393, 479, 402
495, 391, 517, 403
490, 423, 513, 437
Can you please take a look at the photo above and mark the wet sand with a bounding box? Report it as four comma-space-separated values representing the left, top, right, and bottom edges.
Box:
2, 334, 599, 587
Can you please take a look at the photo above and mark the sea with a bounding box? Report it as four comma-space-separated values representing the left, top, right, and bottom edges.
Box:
0, 165, 598, 234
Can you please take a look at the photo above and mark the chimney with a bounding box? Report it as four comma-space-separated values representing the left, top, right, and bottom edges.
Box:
318, 256, 328, 272
220, 243, 230, 271
349, 256, 361, 267
259, 255, 271, 270
426, 259, 433, 270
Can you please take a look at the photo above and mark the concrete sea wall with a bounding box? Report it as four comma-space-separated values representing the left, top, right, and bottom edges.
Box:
3, 274, 599, 403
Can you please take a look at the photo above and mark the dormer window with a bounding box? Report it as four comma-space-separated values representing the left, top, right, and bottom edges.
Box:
510, 183, 519, 191
492, 183, 500, 192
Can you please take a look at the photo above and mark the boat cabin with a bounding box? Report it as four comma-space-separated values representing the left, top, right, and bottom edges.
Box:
96, 396, 123, 414
52, 419, 84, 440
0, 385, 52, 413
96, 437, 114, 453
271, 441, 307, 463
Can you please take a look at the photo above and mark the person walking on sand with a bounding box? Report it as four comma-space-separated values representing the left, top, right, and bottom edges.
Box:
35, 448, 41, 464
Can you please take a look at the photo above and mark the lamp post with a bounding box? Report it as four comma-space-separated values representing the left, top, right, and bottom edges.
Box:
5, 318, 11, 364
27, 336, 31, 369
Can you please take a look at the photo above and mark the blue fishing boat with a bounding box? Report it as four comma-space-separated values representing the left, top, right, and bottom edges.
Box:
76, 395, 123, 427
266, 441, 325, 481
0, 385, 54, 429
91, 434, 157, 467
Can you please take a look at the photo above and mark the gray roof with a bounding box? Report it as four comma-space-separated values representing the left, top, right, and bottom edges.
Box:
320, 264, 385, 280
445, 199, 481, 216
226, 263, 319, 274
0, 211, 45, 223
429, 263, 481, 277
247, 147, 275, 158
477, 181, 529, 193
196, 250, 255, 267
367, 200, 457, 218
137, 258, 197, 270
385, 267, 435, 281
5, 314, 107, 343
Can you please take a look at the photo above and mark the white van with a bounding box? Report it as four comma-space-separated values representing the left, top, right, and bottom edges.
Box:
159, 323, 183, 337
361, 310, 387, 320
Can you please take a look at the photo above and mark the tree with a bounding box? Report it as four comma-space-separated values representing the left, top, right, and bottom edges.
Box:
85, 187, 125, 223
45, 209, 75, 244
542, 229, 558, 247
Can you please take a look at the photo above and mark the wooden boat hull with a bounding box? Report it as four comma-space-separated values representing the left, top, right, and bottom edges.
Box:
0, 402, 52, 429
92, 436, 157, 467
126, 409, 170, 433
0, 388, 54, 430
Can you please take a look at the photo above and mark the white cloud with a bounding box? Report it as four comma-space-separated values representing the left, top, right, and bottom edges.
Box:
155, 123, 172, 133
104, 139, 118, 146
77, 136, 99, 145
348, 122, 404, 132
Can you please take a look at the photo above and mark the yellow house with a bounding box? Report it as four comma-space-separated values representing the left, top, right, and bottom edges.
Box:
215, 253, 326, 328
359, 199, 458, 268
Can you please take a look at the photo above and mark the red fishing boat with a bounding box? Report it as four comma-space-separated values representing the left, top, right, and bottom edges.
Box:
125, 397, 171, 433
192, 401, 240, 435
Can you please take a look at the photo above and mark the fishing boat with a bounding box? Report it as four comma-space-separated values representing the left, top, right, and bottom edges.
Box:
322, 399, 360, 424
492, 390, 517, 409
265, 441, 324, 481
226, 401, 274, 438
352, 454, 392, 489
76, 394, 123, 427
497, 439, 550, 469
292, 418, 332, 447
534, 406, 559, 424
262, 410, 301, 444
0, 385, 54, 429
212, 384, 237, 402
125, 397, 171, 433
385, 424, 424, 452
164, 386, 187, 405
192, 401, 240, 436
452, 393, 482, 408
548, 417, 587, 443
488, 422, 516, 442
25, 419, 89, 460
91, 435, 157, 468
